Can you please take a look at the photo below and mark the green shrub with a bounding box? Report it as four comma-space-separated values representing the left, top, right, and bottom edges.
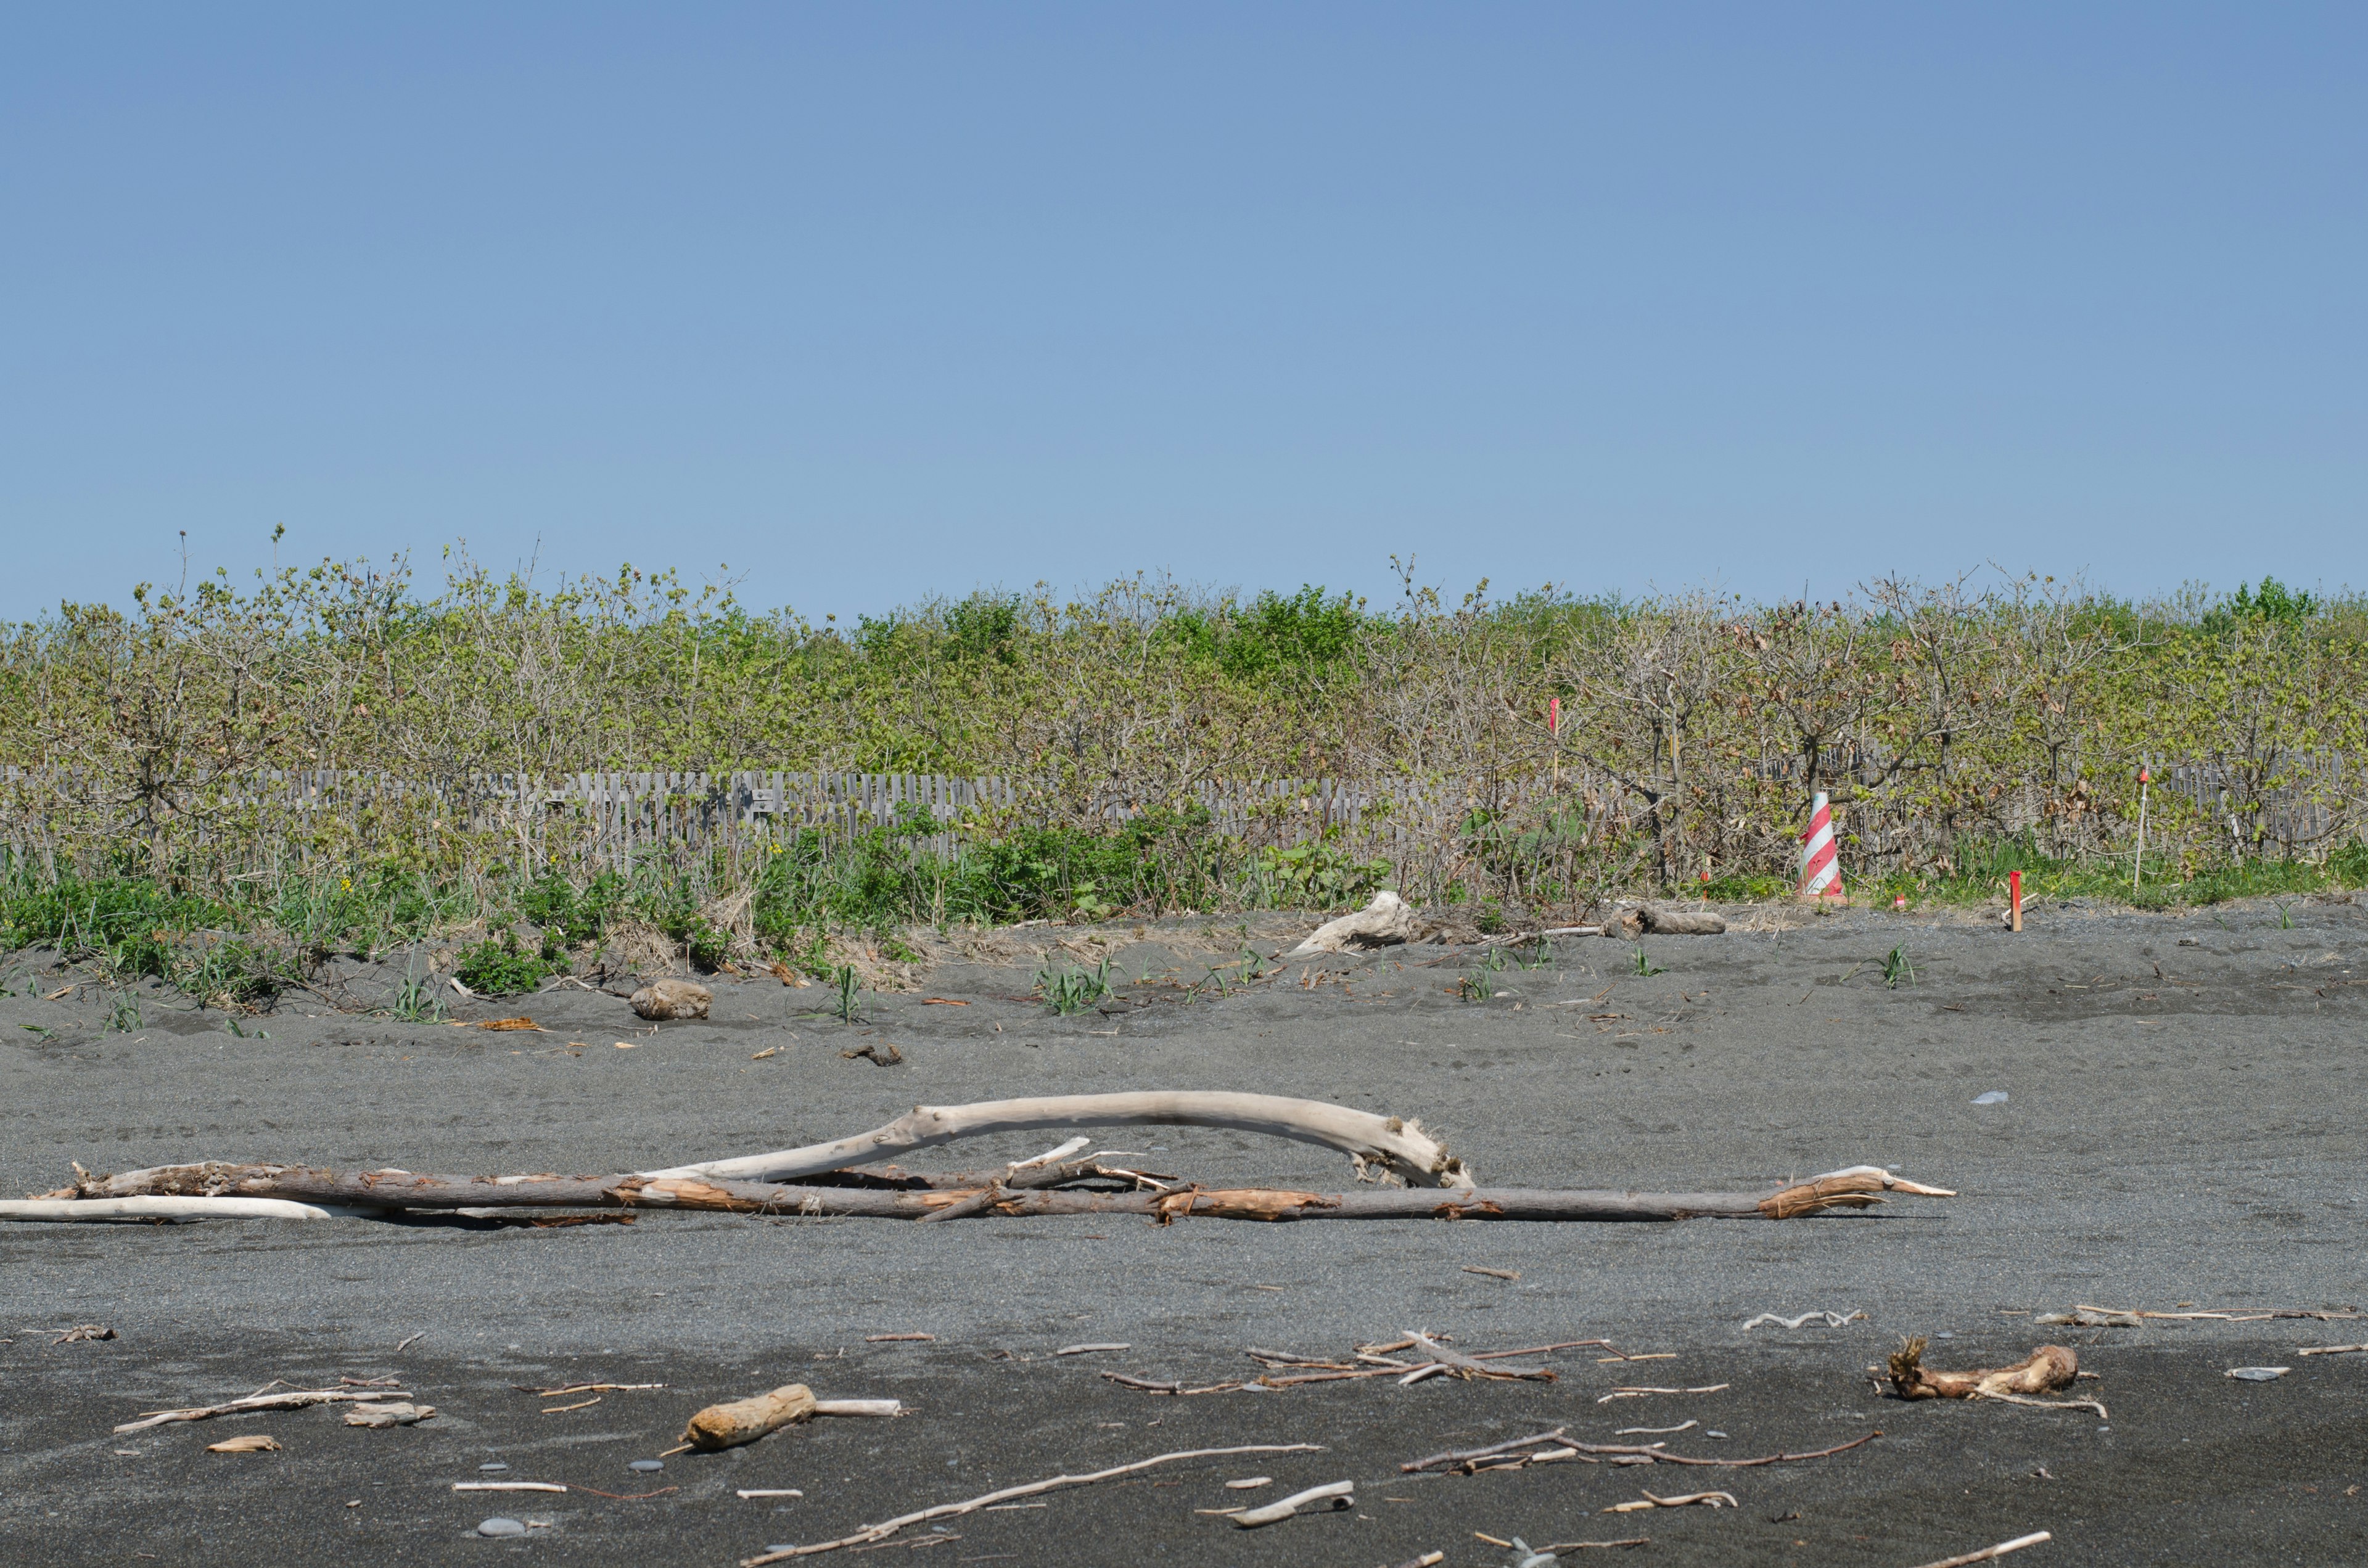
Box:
454, 931, 549, 996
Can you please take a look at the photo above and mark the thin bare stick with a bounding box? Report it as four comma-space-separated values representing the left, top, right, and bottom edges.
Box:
738, 1444, 1323, 1562
1973, 1391, 2108, 1419
1401, 1428, 1572, 1472
1904, 1531, 2054, 1568
2298, 1344, 2368, 1357
1403, 1330, 1552, 1381
115, 1387, 414, 1434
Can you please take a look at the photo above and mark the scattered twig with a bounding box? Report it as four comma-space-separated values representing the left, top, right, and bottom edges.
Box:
1604, 1489, 1737, 1513
516, 1382, 669, 1397
1100, 1373, 1244, 1395
737, 1444, 1324, 1562
2072, 1304, 2360, 1324
740, 1489, 805, 1500
1597, 1384, 1729, 1403
867, 1334, 937, 1343
541, 1397, 600, 1414
205, 1434, 281, 1453
1904, 1530, 2054, 1568
1462, 1266, 1520, 1281
1402, 1329, 1553, 1381
1540, 1541, 1650, 1553
454, 1482, 567, 1493
393, 1332, 426, 1353
1742, 1309, 1866, 1331
1053, 1342, 1130, 1357
1401, 1428, 1572, 1473
115, 1387, 414, 1434
2298, 1344, 2368, 1357
1614, 1420, 1698, 1436
38, 1323, 115, 1344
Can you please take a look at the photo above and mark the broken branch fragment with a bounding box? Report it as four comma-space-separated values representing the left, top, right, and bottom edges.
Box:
738, 1443, 1323, 1562
343, 1402, 435, 1427
1286, 891, 1416, 956
1885, 1338, 2079, 1402
205, 1433, 282, 1453
1906, 1532, 2054, 1568
681, 1384, 817, 1451
1229, 1479, 1355, 1527
1603, 1488, 1736, 1512
117, 1387, 416, 1434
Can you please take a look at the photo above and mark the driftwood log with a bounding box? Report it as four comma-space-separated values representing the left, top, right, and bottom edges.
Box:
28, 1165, 1947, 1223
1885, 1338, 2079, 1401
682, 1383, 817, 1450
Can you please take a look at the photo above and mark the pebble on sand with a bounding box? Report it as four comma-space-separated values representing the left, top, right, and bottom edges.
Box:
477, 1517, 527, 1538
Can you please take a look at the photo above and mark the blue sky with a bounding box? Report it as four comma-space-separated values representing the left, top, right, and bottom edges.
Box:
4, 4, 2362, 621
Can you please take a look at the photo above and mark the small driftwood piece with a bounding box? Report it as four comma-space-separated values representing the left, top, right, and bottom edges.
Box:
1228, 1479, 1354, 1527
1604, 1488, 1737, 1512
205, 1434, 281, 1453
1286, 891, 1416, 957
1907, 1532, 2053, 1568
1885, 1338, 2082, 1403
737, 1443, 1323, 1562
344, 1401, 435, 1427
631, 979, 711, 1020
1638, 905, 1727, 935
116, 1386, 416, 1434
683, 1384, 817, 1451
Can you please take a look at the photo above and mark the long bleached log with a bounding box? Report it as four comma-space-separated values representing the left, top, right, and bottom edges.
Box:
639, 1092, 1472, 1188
30, 1167, 1932, 1222
0, 1196, 358, 1221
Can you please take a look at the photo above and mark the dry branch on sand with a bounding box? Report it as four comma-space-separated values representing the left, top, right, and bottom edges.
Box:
1403, 1429, 1878, 1474
734, 1443, 1323, 1562
115, 1386, 417, 1434
1906, 1532, 2054, 1568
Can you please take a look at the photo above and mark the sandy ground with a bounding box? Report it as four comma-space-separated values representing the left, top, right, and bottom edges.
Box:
4, 897, 2364, 1566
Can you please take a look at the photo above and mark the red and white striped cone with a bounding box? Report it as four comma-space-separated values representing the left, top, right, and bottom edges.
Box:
1797, 792, 1846, 904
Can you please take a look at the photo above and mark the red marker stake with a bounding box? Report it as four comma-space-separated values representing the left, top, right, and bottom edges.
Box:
2010, 869, 2023, 932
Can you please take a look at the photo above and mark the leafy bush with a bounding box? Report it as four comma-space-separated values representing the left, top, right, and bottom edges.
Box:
454, 930, 549, 996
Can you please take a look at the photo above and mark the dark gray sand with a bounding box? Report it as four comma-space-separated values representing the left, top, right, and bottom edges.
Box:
5, 900, 2364, 1565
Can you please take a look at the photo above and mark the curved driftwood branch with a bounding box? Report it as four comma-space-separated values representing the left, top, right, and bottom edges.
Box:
641, 1092, 1471, 1188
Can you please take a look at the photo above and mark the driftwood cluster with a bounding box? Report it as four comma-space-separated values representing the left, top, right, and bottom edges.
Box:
4, 1092, 1952, 1228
